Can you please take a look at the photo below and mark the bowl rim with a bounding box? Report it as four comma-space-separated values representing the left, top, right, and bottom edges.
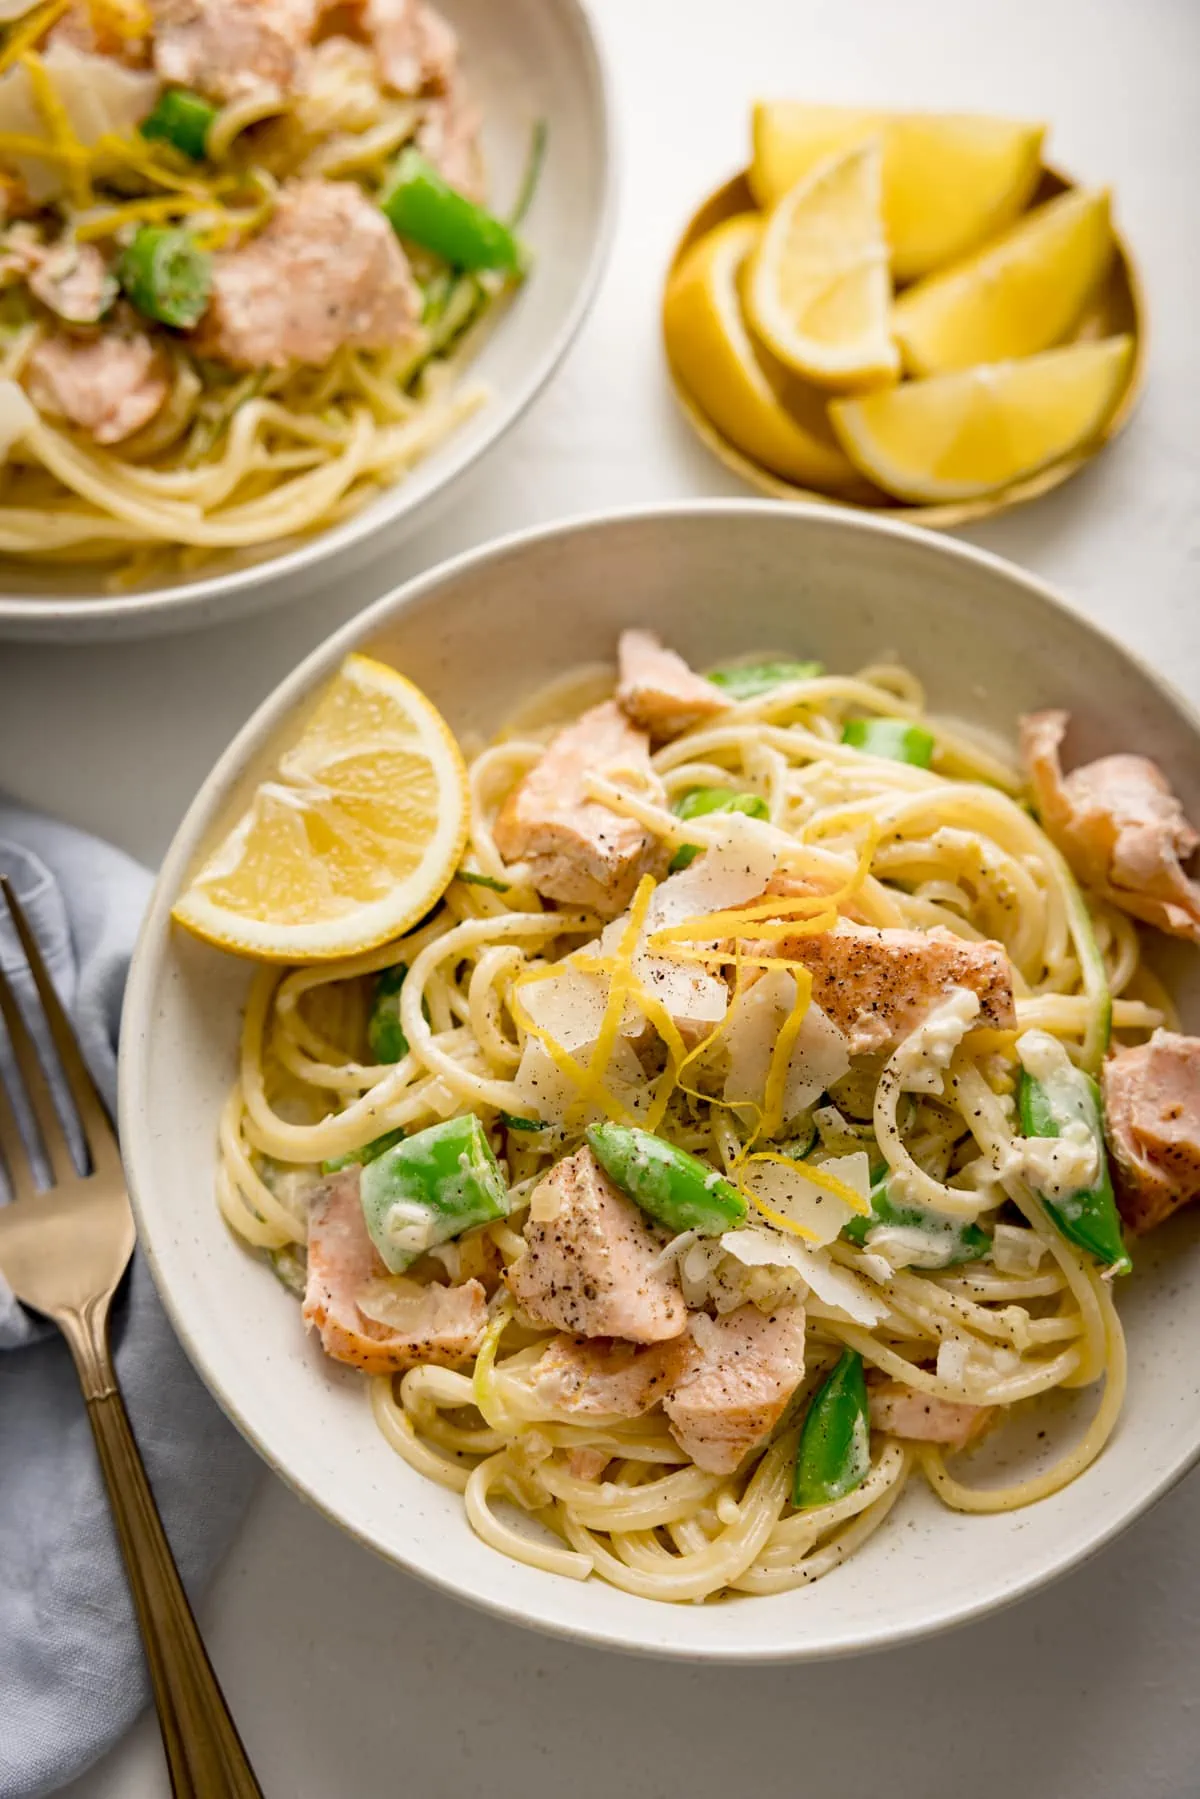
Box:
0, 0, 615, 635
119, 498, 1200, 1662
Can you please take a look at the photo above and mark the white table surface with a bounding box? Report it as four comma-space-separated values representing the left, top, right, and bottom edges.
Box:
1, 0, 1197, 1792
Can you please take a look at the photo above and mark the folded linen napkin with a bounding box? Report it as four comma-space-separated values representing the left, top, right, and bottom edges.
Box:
0, 804, 259, 1799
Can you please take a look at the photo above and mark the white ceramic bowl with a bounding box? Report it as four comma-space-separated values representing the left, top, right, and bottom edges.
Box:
120, 503, 1200, 1661
0, 0, 612, 643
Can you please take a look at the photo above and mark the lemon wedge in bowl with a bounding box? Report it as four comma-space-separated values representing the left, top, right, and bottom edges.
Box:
751, 102, 1046, 282
893, 186, 1114, 376
744, 140, 899, 391
663, 214, 871, 493
172, 654, 469, 961
828, 334, 1134, 504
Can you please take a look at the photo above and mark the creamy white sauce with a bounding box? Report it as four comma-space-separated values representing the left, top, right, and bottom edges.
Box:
893, 988, 981, 1095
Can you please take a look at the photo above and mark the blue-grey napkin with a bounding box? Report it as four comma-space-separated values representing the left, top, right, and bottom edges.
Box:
0, 804, 259, 1799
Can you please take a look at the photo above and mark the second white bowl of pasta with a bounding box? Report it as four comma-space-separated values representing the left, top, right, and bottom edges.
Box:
120, 501, 1200, 1659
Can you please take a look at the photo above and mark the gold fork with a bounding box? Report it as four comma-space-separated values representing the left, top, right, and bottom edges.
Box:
0, 877, 262, 1799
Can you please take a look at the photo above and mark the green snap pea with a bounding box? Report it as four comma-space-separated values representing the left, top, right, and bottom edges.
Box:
793, 1349, 871, 1508
457, 870, 510, 892
368, 963, 431, 1064
1017, 1032, 1130, 1275
841, 1172, 990, 1266
381, 148, 526, 273
118, 227, 211, 328
499, 1111, 546, 1133
139, 87, 218, 160
321, 1127, 406, 1175
707, 659, 823, 700
586, 1122, 746, 1235
841, 716, 934, 767
359, 1113, 509, 1273
670, 785, 770, 871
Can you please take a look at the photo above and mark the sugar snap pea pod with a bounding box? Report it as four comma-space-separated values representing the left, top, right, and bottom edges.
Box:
381, 148, 526, 273
367, 964, 416, 1063
359, 1114, 509, 1273
1017, 1030, 1131, 1275
841, 716, 934, 767
139, 87, 218, 160
670, 785, 770, 871
842, 1171, 990, 1266
706, 659, 823, 700
321, 1126, 406, 1175
793, 1348, 871, 1508
118, 227, 211, 328
585, 1122, 746, 1235
499, 1111, 546, 1133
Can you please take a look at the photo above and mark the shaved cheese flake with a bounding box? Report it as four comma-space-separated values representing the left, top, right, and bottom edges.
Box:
724, 973, 850, 1121
770, 1238, 889, 1327
740, 1150, 871, 1247
0, 378, 35, 460
650, 813, 779, 929
512, 1035, 649, 1129
516, 961, 609, 1053
0, 42, 158, 198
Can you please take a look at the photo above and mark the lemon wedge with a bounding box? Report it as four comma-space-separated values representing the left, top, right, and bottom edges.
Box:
828, 335, 1133, 504
893, 186, 1113, 376
663, 214, 871, 493
172, 654, 469, 961
751, 102, 1046, 282
744, 140, 899, 391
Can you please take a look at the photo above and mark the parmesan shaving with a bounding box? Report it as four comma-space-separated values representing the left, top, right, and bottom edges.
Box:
739, 1150, 870, 1247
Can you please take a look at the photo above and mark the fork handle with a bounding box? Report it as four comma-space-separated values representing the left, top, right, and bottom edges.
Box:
65, 1316, 263, 1799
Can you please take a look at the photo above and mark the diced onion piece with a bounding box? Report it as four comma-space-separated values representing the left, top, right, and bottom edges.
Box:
991, 1221, 1048, 1275
740, 1149, 870, 1247
0, 378, 35, 460
936, 1338, 970, 1386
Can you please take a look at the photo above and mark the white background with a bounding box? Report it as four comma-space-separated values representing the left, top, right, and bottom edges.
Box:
1, 0, 1197, 1792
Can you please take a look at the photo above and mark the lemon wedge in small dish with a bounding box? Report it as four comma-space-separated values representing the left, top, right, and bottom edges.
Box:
745, 140, 899, 391
751, 102, 1046, 282
663, 213, 871, 493
172, 654, 469, 961
828, 334, 1133, 504
893, 186, 1114, 377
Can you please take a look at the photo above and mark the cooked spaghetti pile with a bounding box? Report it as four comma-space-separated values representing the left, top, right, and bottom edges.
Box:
214, 630, 1200, 1603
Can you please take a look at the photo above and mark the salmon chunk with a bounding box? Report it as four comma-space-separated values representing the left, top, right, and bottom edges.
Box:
616, 629, 730, 743
662, 1304, 807, 1475
26, 240, 116, 325
416, 77, 483, 200
507, 1146, 687, 1343
303, 1169, 487, 1373
1102, 1033, 1200, 1233
530, 1332, 694, 1418
494, 701, 665, 914
765, 920, 1015, 1055
25, 329, 168, 444
1022, 710, 1200, 945
152, 0, 317, 103
198, 179, 422, 369
869, 1381, 993, 1450
358, 0, 458, 94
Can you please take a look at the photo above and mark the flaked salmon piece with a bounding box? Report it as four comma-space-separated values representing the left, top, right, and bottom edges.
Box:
303, 1169, 487, 1373
198, 178, 422, 369
25, 241, 117, 325
869, 1381, 993, 1450
296, 35, 382, 134
530, 1332, 694, 1418
355, 0, 457, 94
416, 75, 483, 200
759, 919, 1015, 1055
1102, 1032, 1200, 1234
616, 629, 730, 744
1022, 710, 1200, 945
507, 1146, 687, 1344
663, 1305, 806, 1475
494, 700, 666, 915
152, 0, 318, 103
25, 329, 168, 444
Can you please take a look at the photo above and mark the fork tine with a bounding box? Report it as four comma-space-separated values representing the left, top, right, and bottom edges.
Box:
0, 879, 120, 1178
0, 1045, 36, 1202
0, 940, 77, 1189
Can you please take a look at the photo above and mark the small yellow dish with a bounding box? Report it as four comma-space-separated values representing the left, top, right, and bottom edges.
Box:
664, 165, 1146, 530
